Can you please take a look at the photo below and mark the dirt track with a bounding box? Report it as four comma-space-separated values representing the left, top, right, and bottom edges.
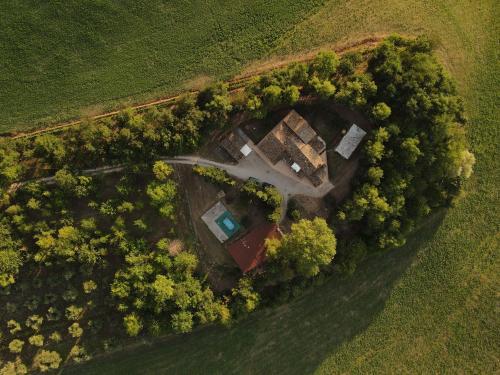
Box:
7, 35, 385, 140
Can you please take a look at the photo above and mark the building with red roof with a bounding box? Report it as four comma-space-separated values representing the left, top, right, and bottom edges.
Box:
227, 223, 282, 273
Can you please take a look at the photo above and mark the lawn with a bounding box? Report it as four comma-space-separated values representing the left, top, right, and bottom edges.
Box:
18, 0, 500, 373
0, 0, 324, 132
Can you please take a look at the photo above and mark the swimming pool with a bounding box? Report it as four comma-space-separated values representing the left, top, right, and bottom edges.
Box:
215, 210, 240, 238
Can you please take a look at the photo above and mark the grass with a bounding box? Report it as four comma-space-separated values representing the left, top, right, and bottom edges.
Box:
10, 0, 500, 373
0, 0, 325, 132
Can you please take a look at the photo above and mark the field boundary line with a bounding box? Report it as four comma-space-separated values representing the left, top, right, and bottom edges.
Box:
7, 36, 385, 140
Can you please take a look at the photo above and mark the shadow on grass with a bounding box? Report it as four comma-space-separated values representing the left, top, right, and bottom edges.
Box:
64, 211, 446, 375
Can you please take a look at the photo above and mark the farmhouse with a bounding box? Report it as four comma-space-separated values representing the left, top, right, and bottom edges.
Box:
201, 201, 240, 243
227, 223, 282, 273
335, 124, 367, 159
257, 110, 328, 186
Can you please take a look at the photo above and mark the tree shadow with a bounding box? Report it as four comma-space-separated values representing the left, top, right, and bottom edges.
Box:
64, 211, 446, 375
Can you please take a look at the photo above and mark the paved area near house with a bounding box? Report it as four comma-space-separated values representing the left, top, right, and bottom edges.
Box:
201, 201, 230, 243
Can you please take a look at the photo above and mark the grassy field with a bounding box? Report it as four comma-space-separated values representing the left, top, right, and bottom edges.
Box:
0, 0, 325, 132
11, 0, 499, 373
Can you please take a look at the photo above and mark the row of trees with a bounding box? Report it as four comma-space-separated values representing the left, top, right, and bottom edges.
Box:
244, 50, 379, 118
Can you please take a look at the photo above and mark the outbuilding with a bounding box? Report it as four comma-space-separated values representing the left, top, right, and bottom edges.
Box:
334, 124, 367, 159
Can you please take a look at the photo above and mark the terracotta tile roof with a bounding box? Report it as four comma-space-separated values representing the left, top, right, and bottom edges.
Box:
227, 223, 282, 273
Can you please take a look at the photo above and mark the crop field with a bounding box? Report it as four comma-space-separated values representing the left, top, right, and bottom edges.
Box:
6, 0, 499, 374
0, 0, 325, 132
64, 0, 499, 374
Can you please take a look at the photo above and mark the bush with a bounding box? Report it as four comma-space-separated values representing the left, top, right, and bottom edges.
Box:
192, 165, 236, 186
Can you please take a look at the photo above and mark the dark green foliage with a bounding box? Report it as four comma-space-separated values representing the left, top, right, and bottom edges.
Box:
197, 83, 233, 128
339, 36, 474, 250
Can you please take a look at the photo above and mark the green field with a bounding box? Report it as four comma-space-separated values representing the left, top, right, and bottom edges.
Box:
8, 0, 499, 374
0, 0, 324, 132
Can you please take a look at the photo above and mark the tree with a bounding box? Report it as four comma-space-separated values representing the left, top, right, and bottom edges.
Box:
49, 331, 62, 343
68, 322, 83, 338
7, 320, 21, 334
266, 218, 336, 278
367, 166, 384, 185
171, 311, 193, 333
8, 339, 24, 354
282, 85, 300, 105
335, 73, 377, 107
310, 51, 339, 80
83, 280, 97, 294
372, 102, 392, 120
33, 134, 66, 165
66, 305, 84, 321
0, 223, 22, 287
151, 275, 174, 306
28, 334, 44, 347
231, 277, 260, 315
146, 180, 177, 219
365, 127, 390, 163
152, 161, 174, 181
32, 350, 62, 372
0, 357, 27, 375
309, 77, 336, 99
0, 140, 22, 188
25, 315, 43, 331
262, 85, 283, 107
197, 82, 233, 128
123, 313, 142, 337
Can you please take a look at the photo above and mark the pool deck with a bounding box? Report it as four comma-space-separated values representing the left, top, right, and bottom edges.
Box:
201, 201, 231, 242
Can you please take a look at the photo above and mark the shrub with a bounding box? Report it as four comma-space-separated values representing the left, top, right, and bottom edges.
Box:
192, 165, 236, 186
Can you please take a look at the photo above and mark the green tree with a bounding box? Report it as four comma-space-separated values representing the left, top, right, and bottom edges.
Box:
0, 223, 22, 287
372, 102, 392, 120
152, 161, 174, 181
231, 277, 260, 315
0, 357, 27, 375
151, 275, 175, 306
0, 140, 22, 188
33, 134, 66, 165
310, 51, 339, 80
123, 313, 143, 337
68, 322, 83, 338
32, 350, 62, 372
282, 85, 300, 105
146, 180, 177, 219
309, 77, 336, 99
262, 85, 283, 107
266, 218, 336, 277
7, 320, 21, 334
171, 311, 193, 333
65, 305, 83, 321
28, 334, 44, 347
8, 339, 24, 354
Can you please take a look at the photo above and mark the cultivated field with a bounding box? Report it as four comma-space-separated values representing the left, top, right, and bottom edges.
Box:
0, 0, 324, 131
7, 0, 498, 373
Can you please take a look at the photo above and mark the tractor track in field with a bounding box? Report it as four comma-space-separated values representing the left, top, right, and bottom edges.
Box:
6, 36, 385, 140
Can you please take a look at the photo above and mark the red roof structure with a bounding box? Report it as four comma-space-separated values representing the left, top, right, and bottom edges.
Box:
227, 223, 282, 273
